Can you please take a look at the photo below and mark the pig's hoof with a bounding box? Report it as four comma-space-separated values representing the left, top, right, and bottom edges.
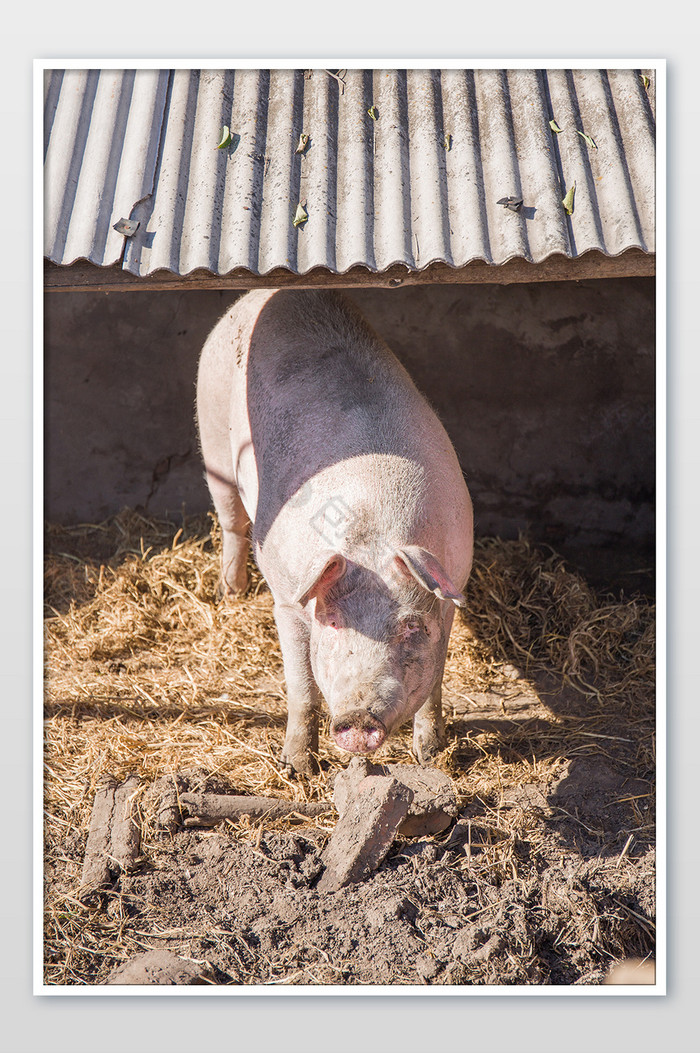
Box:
216, 577, 249, 601
280, 749, 319, 777
413, 731, 446, 766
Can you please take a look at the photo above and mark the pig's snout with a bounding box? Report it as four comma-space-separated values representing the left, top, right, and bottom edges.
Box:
331, 710, 387, 755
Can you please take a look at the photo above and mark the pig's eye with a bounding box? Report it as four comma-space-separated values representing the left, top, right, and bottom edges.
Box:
319, 608, 341, 630
399, 618, 423, 640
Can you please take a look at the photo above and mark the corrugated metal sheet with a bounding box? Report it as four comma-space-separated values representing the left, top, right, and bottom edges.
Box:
44, 67, 656, 278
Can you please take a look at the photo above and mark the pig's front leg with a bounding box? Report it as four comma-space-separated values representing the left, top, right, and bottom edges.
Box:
412, 678, 447, 764
274, 603, 322, 775
413, 605, 454, 763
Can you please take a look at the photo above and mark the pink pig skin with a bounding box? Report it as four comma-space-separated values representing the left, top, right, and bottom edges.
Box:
196, 289, 473, 774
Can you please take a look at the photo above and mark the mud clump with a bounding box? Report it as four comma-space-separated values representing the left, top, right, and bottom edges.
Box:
333, 757, 458, 837
106, 949, 213, 985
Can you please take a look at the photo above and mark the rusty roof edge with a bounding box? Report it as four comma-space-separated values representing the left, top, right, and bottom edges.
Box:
106, 235, 654, 280
44, 247, 655, 293
138, 242, 656, 279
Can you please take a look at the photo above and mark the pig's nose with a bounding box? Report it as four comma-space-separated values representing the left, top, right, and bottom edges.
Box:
331, 710, 387, 754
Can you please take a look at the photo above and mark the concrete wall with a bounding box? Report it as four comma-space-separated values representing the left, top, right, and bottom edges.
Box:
44, 277, 655, 557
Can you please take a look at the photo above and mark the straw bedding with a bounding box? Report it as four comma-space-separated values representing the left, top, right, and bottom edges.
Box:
43, 509, 656, 986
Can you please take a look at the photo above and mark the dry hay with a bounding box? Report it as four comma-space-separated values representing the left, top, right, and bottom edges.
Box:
43, 509, 656, 986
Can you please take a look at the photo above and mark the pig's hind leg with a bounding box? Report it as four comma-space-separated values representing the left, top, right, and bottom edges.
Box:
205, 466, 251, 596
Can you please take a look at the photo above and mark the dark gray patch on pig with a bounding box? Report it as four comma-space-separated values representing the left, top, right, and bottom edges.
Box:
275, 342, 389, 418
246, 291, 421, 546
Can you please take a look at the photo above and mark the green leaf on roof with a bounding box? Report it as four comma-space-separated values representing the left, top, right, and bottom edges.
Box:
367, 105, 378, 120
293, 203, 308, 228
562, 181, 576, 216
549, 119, 563, 133
295, 133, 309, 154
217, 126, 232, 149
577, 130, 598, 149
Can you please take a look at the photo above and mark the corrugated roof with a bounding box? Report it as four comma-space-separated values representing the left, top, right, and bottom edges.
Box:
43, 67, 656, 279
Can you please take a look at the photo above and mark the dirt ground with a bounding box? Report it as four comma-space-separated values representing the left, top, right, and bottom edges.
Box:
43, 511, 656, 987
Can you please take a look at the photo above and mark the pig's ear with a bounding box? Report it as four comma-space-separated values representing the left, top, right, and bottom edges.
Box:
293, 554, 347, 607
394, 546, 467, 607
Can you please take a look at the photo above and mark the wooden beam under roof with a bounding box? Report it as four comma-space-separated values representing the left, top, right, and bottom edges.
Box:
44, 249, 654, 293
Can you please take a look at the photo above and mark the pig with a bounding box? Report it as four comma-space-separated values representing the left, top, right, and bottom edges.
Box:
196, 289, 473, 775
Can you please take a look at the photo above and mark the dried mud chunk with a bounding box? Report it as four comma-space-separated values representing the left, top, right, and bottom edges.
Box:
80, 775, 117, 890
151, 774, 185, 835
106, 949, 212, 985
110, 775, 141, 869
472, 933, 505, 963
415, 952, 442, 981
364, 894, 412, 931
179, 792, 330, 826
79, 774, 141, 896
333, 756, 457, 837
318, 775, 413, 892
451, 928, 504, 965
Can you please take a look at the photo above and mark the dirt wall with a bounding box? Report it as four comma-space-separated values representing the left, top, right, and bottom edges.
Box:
44, 277, 655, 557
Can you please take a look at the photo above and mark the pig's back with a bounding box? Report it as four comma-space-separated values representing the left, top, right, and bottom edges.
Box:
206, 288, 471, 585
245, 288, 447, 471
